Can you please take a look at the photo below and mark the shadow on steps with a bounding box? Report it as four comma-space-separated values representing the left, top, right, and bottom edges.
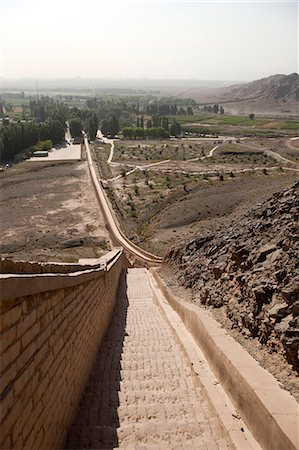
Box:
65, 270, 129, 450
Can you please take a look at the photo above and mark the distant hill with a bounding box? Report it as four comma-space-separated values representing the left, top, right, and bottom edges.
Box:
223, 73, 299, 103
200, 73, 299, 116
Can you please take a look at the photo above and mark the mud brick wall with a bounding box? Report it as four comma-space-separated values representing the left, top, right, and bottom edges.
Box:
0, 250, 126, 449
0, 258, 105, 274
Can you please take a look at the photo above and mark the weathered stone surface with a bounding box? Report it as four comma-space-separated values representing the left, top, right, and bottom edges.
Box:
65, 269, 230, 449
165, 181, 299, 371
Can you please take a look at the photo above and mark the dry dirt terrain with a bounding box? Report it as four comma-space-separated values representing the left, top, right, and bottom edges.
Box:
93, 138, 298, 256
0, 159, 110, 262
1, 135, 297, 262
150, 173, 299, 254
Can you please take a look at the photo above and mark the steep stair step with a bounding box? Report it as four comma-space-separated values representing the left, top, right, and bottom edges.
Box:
119, 377, 194, 392
116, 419, 221, 449
117, 402, 208, 425
118, 387, 199, 405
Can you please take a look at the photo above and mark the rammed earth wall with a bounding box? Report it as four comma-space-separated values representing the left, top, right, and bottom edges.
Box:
0, 249, 127, 449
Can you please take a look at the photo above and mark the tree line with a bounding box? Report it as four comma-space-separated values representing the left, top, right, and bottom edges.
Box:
144, 103, 193, 116
203, 104, 225, 114
100, 116, 120, 137
122, 127, 169, 139
122, 120, 181, 139
0, 119, 65, 163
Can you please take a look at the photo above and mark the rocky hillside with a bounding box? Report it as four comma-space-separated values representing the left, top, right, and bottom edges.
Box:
222, 73, 299, 103
165, 182, 299, 372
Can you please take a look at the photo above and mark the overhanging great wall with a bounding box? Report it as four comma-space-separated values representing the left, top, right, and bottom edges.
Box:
1, 135, 298, 449
1, 250, 298, 449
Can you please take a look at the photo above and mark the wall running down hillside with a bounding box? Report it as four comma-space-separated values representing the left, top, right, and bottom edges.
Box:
0, 249, 128, 450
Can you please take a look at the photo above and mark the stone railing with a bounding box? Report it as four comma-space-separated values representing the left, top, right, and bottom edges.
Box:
0, 249, 128, 449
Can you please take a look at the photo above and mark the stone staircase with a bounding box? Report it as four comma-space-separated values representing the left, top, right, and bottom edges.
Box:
66, 268, 230, 449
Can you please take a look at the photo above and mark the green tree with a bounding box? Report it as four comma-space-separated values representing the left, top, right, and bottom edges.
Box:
0, 121, 39, 162
169, 122, 181, 137
86, 97, 97, 109
88, 113, 98, 140
107, 115, 120, 136
122, 127, 135, 139
152, 115, 159, 127
69, 118, 82, 137
47, 119, 65, 144
135, 127, 145, 138
162, 116, 169, 130
101, 119, 109, 136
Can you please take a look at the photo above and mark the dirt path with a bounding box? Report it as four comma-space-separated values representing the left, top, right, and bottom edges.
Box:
201, 145, 219, 159
107, 160, 172, 181
66, 268, 231, 449
286, 136, 299, 151
226, 141, 296, 165
263, 149, 295, 164
108, 140, 115, 163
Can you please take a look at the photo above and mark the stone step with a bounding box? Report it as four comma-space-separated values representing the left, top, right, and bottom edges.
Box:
120, 344, 176, 353
116, 419, 219, 449
76, 379, 197, 411
118, 387, 202, 406
119, 354, 184, 365
118, 369, 190, 382
67, 414, 226, 449
65, 269, 231, 449
119, 377, 194, 392
117, 402, 207, 426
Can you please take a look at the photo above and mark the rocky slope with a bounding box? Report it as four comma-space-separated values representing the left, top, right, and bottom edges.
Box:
165, 181, 299, 372
222, 73, 299, 103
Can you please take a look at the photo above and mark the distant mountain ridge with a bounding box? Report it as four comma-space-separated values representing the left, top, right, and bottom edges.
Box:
223, 73, 299, 103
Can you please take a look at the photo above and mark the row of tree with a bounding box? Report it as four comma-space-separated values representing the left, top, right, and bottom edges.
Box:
136, 115, 177, 131
0, 122, 39, 162
39, 119, 65, 144
100, 116, 120, 137
144, 103, 193, 116
203, 104, 225, 114
122, 127, 170, 139
0, 119, 65, 163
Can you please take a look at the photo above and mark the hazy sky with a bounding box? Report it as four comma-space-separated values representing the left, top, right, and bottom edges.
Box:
0, 0, 298, 81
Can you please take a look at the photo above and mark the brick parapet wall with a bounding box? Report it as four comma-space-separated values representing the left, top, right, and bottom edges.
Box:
0, 258, 105, 275
0, 249, 127, 449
